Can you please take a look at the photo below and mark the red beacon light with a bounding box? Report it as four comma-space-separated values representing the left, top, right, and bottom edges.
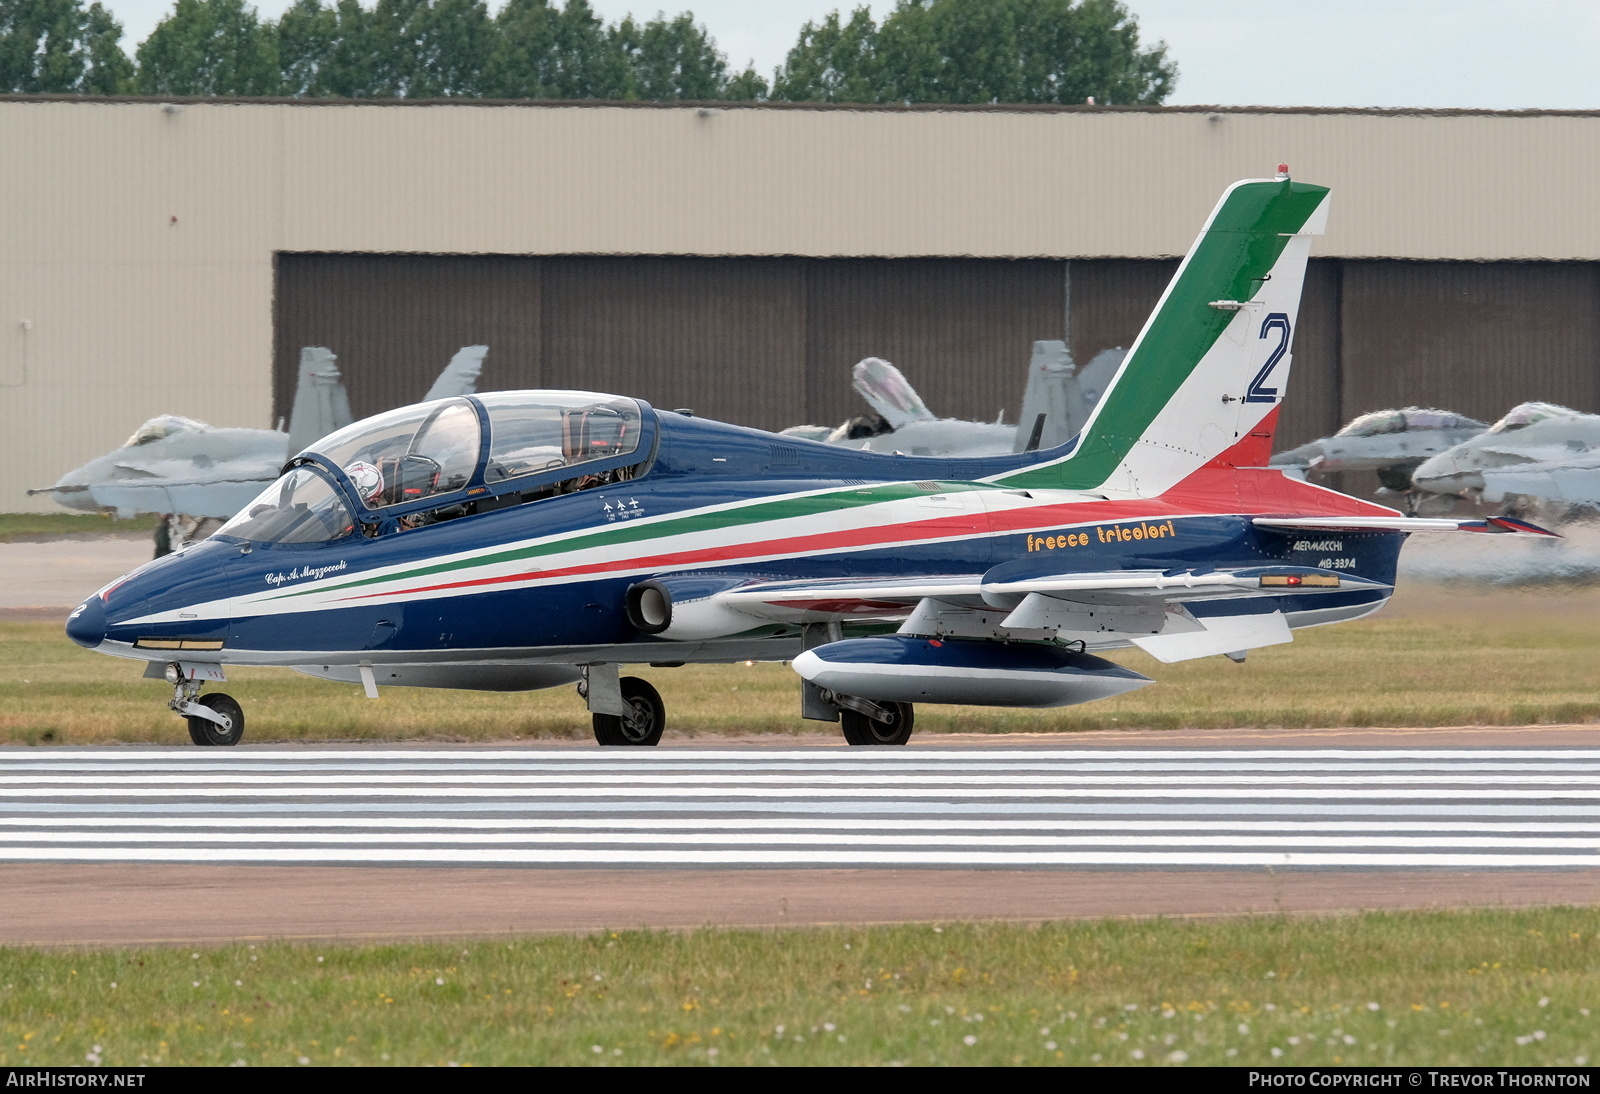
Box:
1275, 163, 1290, 180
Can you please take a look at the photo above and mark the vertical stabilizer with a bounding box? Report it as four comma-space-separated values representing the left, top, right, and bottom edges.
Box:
1012, 340, 1084, 453
424, 345, 489, 402
286, 347, 353, 456
997, 174, 1329, 495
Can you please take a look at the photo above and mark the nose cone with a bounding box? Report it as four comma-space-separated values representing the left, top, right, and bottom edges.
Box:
65, 595, 107, 649
1412, 452, 1482, 495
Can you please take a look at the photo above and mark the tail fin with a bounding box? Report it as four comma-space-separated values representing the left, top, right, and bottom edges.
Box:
423, 344, 489, 401
997, 174, 1329, 495
286, 347, 354, 456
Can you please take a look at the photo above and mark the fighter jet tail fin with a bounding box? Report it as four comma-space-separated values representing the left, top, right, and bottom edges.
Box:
285, 347, 353, 457
423, 345, 488, 402
997, 173, 1330, 496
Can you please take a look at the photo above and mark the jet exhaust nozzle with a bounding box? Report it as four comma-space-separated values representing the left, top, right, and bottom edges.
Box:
623, 575, 765, 641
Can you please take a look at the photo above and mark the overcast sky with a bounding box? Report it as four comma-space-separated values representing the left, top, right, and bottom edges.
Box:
95, 0, 1600, 111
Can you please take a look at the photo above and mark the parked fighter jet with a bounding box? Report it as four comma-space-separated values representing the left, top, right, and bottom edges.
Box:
1270, 407, 1488, 496
30, 345, 489, 539
1409, 402, 1600, 519
783, 343, 1126, 457
65, 171, 1551, 748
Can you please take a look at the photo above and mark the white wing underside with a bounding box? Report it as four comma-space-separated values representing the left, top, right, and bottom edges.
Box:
702, 567, 1384, 662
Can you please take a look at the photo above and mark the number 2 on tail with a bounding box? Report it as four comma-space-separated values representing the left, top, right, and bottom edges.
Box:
1245, 312, 1290, 404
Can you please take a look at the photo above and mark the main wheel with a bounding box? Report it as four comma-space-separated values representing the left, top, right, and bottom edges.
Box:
839, 701, 914, 746
186, 693, 244, 747
592, 677, 665, 746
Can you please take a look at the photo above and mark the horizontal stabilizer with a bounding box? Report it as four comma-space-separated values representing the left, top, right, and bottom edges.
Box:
1254, 515, 1560, 537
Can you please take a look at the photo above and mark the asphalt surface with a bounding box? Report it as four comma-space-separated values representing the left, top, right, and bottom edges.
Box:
3, 743, 1599, 945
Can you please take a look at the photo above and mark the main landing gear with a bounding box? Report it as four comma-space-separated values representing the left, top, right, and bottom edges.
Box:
165, 665, 244, 746
828, 691, 915, 746
578, 661, 912, 748
582, 668, 665, 746
798, 623, 916, 746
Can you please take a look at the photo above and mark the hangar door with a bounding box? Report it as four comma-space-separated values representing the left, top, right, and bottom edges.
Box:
274, 254, 1069, 436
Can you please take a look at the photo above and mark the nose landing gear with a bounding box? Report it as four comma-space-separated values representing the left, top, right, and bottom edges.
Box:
165, 664, 245, 746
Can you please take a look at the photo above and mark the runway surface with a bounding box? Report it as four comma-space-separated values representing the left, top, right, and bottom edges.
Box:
5, 745, 1600, 869
5, 742, 1600, 944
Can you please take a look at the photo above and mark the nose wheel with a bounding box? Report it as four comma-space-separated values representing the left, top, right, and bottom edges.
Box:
592, 676, 665, 746
166, 667, 245, 747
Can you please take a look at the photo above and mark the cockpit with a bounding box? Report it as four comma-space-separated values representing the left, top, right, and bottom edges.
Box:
216, 392, 650, 545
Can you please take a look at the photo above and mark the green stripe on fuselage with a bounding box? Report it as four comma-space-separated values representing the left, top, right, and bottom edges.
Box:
263, 479, 991, 601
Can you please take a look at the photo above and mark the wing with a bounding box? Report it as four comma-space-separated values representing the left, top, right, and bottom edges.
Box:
697, 564, 1383, 662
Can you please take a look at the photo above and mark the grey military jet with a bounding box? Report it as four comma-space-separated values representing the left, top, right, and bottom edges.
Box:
1410, 402, 1600, 520
1270, 407, 1488, 501
783, 341, 1126, 458
30, 345, 488, 543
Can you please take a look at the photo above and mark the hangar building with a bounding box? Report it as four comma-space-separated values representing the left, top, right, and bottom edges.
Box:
5, 97, 1600, 510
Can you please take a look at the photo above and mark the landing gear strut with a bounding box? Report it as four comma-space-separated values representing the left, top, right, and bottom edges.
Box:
166, 667, 244, 746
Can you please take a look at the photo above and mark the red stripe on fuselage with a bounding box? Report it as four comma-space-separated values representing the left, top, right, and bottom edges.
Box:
331, 456, 1400, 604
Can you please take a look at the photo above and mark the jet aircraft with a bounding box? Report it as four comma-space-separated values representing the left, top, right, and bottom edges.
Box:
1270, 406, 1488, 505
65, 171, 1552, 748
783, 343, 1125, 458
1408, 402, 1600, 521
30, 345, 488, 545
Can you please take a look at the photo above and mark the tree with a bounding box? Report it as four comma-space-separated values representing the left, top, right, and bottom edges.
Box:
366, 0, 491, 98
483, 0, 628, 99
135, 0, 279, 95
277, 0, 375, 97
772, 0, 1177, 106
0, 0, 132, 93
770, 7, 877, 103
722, 64, 766, 101
613, 11, 725, 101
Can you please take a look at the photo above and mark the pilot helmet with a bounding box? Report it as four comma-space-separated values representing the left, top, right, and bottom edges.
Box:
345, 460, 384, 503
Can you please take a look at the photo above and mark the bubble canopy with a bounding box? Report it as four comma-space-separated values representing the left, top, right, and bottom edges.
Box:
218, 392, 650, 544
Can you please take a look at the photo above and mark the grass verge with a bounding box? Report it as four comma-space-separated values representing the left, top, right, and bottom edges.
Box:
1, 909, 1595, 1066
6, 592, 1600, 742
0, 513, 156, 542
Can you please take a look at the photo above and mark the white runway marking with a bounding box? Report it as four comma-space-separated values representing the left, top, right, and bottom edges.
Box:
1, 747, 1598, 868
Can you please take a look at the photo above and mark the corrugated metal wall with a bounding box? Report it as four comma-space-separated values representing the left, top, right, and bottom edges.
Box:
803, 259, 1064, 428
276, 254, 1600, 454
276, 255, 1069, 433
542, 258, 808, 428
273, 255, 545, 424
1340, 261, 1600, 422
